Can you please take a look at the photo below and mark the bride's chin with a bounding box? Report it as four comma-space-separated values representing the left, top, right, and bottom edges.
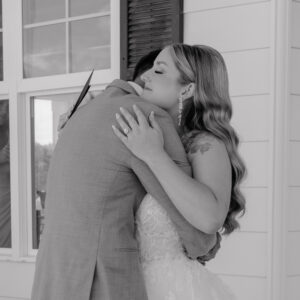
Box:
141, 92, 165, 108
140, 93, 153, 103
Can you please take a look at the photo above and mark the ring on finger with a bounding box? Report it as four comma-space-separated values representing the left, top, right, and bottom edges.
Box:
123, 127, 130, 135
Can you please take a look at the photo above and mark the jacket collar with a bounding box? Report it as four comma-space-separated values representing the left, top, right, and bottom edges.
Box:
106, 79, 139, 96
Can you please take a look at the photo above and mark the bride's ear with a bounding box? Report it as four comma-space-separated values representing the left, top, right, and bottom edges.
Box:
181, 83, 195, 101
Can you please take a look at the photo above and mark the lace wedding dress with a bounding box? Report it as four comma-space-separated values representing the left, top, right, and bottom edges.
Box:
136, 194, 236, 300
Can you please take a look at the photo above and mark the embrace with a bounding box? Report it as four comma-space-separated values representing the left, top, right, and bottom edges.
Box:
31, 44, 246, 300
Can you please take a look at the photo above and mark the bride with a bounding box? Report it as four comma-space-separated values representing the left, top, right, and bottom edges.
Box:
113, 44, 246, 300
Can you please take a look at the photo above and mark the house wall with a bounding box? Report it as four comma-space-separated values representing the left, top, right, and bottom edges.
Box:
184, 1, 272, 299
0, 261, 35, 300
0, 1, 298, 299
287, 1, 300, 299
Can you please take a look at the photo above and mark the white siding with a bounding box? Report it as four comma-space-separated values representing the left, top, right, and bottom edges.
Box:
287, 2, 300, 299
231, 95, 270, 142
290, 96, 300, 140
224, 49, 271, 96
239, 187, 268, 232
0, 261, 35, 299
287, 276, 300, 300
288, 142, 300, 186
291, 0, 300, 48
184, 2, 270, 52
207, 232, 268, 276
1, 1, 298, 300
290, 49, 300, 95
287, 232, 300, 276
240, 142, 269, 187
219, 275, 267, 300
184, 1, 272, 299
184, 0, 271, 12
288, 187, 300, 231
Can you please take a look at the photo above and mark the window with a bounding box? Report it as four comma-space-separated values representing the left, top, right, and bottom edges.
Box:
22, 0, 111, 78
30, 91, 100, 249
0, 1, 3, 81
0, 0, 119, 258
30, 93, 79, 248
0, 99, 10, 249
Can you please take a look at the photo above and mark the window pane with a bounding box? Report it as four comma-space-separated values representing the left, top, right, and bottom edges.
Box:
70, 17, 110, 73
0, 0, 3, 81
23, 24, 66, 78
0, 100, 11, 248
31, 94, 76, 248
69, 0, 110, 17
22, 0, 65, 25
30, 91, 101, 249
0, 0, 2, 28
0, 33, 3, 81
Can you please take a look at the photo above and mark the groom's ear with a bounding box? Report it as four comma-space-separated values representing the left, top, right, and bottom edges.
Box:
181, 83, 195, 100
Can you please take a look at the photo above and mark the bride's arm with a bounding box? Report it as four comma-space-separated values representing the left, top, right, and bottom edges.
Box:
113, 105, 231, 234
146, 133, 231, 234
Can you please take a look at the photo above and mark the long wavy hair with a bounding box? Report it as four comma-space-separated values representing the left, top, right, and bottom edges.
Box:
168, 44, 246, 235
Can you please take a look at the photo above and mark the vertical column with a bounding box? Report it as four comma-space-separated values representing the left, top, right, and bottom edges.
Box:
268, 0, 290, 299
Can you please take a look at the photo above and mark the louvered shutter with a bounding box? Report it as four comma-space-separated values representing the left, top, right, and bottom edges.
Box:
120, 0, 183, 80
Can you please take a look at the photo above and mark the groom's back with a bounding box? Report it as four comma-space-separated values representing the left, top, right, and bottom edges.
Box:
45, 86, 143, 247
31, 82, 153, 300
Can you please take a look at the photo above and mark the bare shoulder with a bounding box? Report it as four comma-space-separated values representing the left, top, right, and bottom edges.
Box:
186, 131, 227, 159
186, 131, 231, 190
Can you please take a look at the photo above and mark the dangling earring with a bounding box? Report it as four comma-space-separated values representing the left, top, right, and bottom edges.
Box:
178, 95, 183, 126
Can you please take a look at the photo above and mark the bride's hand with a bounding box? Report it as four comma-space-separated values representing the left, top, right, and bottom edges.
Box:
112, 104, 165, 164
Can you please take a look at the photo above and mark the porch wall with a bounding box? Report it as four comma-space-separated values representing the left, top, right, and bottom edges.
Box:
184, 1, 273, 299
0, 1, 298, 299
287, 1, 300, 299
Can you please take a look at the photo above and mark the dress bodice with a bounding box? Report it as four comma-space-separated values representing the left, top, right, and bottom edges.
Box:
136, 194, 185, 263
135, 196, 236, 300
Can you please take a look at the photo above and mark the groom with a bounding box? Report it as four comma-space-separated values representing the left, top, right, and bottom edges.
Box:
31, 52, 219, 300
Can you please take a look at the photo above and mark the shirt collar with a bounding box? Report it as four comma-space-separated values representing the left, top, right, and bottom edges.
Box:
128, 81, 143, 96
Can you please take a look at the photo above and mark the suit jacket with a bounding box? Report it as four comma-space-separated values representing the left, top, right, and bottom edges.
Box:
31, 80, 217, 300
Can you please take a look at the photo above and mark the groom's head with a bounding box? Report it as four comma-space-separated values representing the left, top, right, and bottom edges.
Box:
132, 49, 161, 87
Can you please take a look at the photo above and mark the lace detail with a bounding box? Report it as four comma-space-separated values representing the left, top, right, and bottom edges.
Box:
136, 194, 236, 300
136, 194, 185, 263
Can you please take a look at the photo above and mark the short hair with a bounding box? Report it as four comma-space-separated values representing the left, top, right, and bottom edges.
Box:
132, 49, 161, 81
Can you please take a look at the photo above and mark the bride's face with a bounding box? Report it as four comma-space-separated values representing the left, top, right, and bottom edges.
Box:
141, 48, 183, 111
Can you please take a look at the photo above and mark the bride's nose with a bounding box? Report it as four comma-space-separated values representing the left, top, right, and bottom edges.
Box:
141, 70, 151, 83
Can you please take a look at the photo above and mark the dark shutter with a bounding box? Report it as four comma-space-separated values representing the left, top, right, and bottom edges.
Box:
120, 0, 183, 80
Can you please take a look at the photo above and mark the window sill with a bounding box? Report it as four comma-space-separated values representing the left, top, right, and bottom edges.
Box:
0, 254, 36, 263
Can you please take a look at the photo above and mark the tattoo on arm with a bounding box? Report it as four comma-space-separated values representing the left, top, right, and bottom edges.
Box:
189, 142, 212, 155
186, 132, 216, 156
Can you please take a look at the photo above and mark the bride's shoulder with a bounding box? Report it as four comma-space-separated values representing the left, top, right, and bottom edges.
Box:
181, 130, 225, 160
182, 129, 217, 150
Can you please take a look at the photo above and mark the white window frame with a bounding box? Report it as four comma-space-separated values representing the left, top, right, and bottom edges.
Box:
0, 6, 3, 82
0, 96, 11, 258
0, 0, 120, 261
20, 0, 120, 92
25, 86, 105, 257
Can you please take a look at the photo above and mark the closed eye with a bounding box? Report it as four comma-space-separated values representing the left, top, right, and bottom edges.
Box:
154, 70, 163, 74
